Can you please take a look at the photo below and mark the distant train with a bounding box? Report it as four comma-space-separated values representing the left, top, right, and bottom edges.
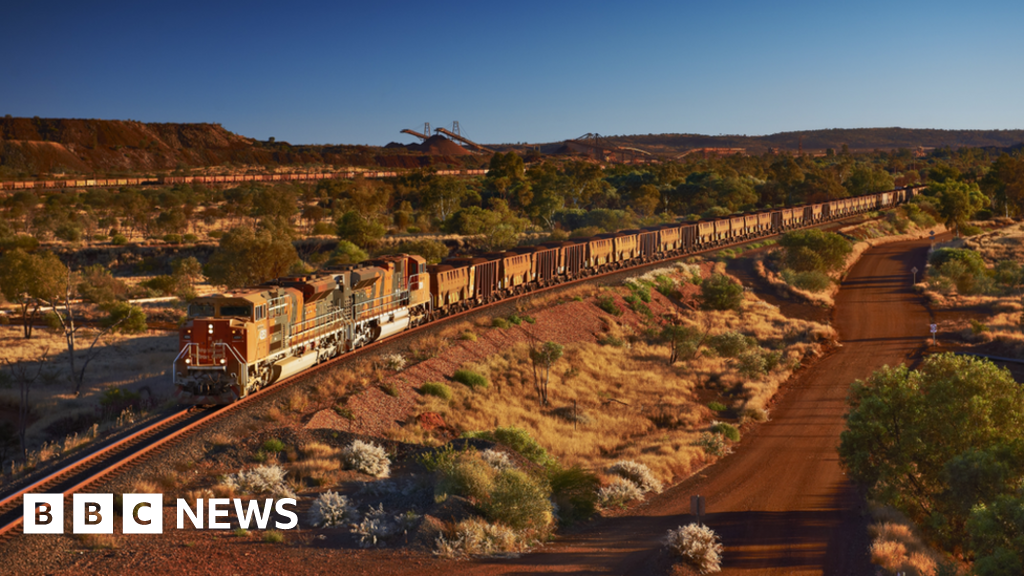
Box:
0, 169, 490, 191
173, 184, 924, 404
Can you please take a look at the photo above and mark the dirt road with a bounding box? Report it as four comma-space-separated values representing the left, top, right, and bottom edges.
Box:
460, 235, 939, 575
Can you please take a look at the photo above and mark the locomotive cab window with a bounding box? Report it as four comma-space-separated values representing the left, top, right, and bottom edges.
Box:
220, 305, 253, 318
188, 303, 215, 317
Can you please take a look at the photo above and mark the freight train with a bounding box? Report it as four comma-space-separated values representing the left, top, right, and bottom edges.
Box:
173, 185, 924, 404
0, 169, 488, 191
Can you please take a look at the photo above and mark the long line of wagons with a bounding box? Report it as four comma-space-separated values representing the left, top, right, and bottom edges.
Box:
173, 185, 924, 404
0, 169, 489, 191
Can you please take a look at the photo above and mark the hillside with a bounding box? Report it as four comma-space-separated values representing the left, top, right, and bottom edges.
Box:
0, 117, 480, 177
600, 127, 1024, 156
5, 117, 1024, 177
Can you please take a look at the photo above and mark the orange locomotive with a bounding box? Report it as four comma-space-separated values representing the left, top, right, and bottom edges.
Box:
173, 254, 429, 404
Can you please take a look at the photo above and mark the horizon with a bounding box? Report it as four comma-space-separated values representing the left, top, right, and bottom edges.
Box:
4, 1, 1024, 146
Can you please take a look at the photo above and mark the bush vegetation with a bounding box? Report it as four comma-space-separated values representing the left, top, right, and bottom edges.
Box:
839, 353, 1024, 568
419, 381, 452, 401
453, 369, 489, 390
698, 274, 744, 311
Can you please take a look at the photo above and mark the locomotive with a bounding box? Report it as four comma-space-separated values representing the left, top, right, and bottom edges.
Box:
173, 185, 924, 404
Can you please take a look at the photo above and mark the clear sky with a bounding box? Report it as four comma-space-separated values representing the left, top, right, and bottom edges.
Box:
3, 1, 1022, 146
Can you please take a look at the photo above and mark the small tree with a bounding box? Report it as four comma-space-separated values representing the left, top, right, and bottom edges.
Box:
204, 226, 299, 289
661, 323, 702, 364
698, 274, 744, 311
0, 249, 66, 338
932, 180, 987, 238
529, 341, 563, 406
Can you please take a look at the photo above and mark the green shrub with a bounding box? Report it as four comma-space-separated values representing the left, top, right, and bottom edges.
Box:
970, 319, 989, 335
737, 350, 768, 377
463, 426, 552, 466
654, 275, 676, 297
491, 318, 510, 329
418, 443, 467, 473
961, 224, 983, 236
548, 465, 600, 526
141, 275, 178, 296
480, 468, 552, 530
163, 234, 182, 244
99, 387, 141, 408
929, 248, 987, 277
437, 452, 495, 501
778, 229, 852, 272
420, 381, 452, 401
310, 221, 334, 236
453, 369, 488, 390
707, 401, 727, 413
459, 331, 478, 341
698, 274, 744, 311
628, 281, 652, 303
711, 422, 741, 442
694, 432, 729, 457
54, 223, 82, 242
262, 530, 285, 544
261, 438, 286, 453
781, 269, 832, 293
182, 233, 199, 244
597, 296, 622, 316
707, 331, 752, 358
111, 234, 128, 245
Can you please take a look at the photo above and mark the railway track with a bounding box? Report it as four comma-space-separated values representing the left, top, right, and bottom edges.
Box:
0, 210, 880, 540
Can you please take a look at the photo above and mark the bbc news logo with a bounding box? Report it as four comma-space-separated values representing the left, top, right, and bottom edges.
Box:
23, 494, 298, 534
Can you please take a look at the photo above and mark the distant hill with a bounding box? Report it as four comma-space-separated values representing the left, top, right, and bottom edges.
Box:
0, 117, 480, 177
4, 118, 1024, 177
597, 128, 1024, 157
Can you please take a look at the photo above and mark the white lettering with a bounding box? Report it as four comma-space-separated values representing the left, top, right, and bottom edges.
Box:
73, 493, 113, 534
123, 493, 163, 534
176, 498, 203, 529
274, 498, 298, 530
208, 498, 231, 529
24, 494, 63, 534
234, 499, 273, 530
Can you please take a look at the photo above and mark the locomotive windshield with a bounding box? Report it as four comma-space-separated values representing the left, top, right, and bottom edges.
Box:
188, 303, 215, 317
220, 304, 253, 318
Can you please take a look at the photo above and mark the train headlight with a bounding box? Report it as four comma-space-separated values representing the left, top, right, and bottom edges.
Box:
184, 358, 191, 364
220, 358, 227, 365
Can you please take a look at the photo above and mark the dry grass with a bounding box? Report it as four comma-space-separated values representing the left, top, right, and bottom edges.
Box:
922, 224, 1024, 354
391, 265, 834, 486
0, 324, 177, 462
409, 333, 451, 361
867, 505, 944, 576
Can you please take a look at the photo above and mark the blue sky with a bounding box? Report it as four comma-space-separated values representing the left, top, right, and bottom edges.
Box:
3, 1, 1023, 146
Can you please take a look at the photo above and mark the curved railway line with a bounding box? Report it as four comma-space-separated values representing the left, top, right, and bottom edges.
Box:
0, 206, 895, 541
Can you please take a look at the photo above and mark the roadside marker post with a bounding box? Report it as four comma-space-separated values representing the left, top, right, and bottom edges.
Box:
690, 495, 706, 525
930, 323, 937, 346
911, 266, 918, 284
